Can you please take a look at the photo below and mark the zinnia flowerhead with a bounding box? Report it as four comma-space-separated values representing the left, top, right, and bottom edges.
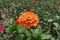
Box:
15, 18, 19, 24
16, 10, 39, 29
56, 1, 60, 5
0, 25, 4, 31
32, 0, 37, 5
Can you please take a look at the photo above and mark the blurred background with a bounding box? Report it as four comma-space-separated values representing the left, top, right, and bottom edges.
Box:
0, 0, 60, 40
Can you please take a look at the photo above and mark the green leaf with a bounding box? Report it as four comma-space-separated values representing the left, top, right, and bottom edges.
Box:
31, 29, 38, 39
18, 27, 27, 33
50, 37, 55, 40
48, 19, 53, 22
5, 28, 10, 32
15, 34, 24, 40
53, 22, 59, 28
8, 18, 14, 25
57, 31, 60, 40
41, 34, 52, 40
26, 37, 31, 40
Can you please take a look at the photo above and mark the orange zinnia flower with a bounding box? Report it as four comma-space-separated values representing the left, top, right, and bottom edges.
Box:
16, 10, 39, 28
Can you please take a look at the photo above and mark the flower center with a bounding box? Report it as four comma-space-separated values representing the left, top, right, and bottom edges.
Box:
27, 16, 32, 21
